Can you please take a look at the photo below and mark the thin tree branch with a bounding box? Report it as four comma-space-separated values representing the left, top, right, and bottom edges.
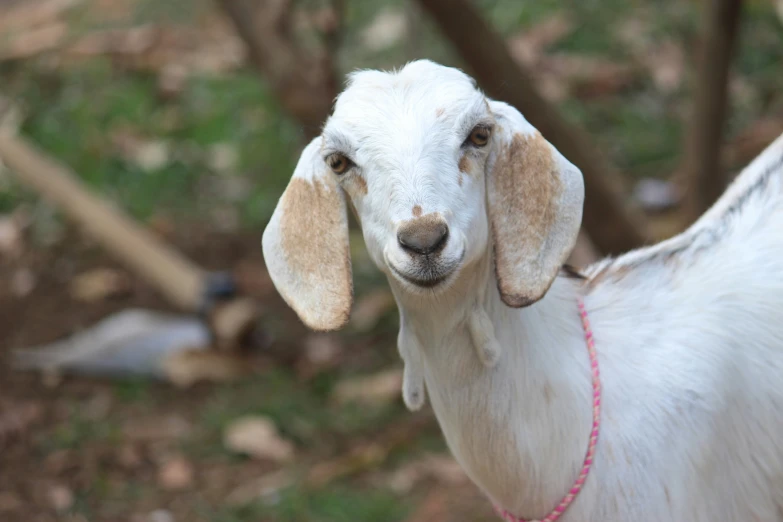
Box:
416, 0, 650, 255
680, 0, 743, 225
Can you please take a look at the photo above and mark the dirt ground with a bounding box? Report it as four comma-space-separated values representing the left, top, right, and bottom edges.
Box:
0, 224, 495, 522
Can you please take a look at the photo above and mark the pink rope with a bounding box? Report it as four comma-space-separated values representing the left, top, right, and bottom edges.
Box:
494, 298, 601, 522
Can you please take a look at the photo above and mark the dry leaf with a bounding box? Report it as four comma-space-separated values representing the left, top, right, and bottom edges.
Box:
207, 142, 239, 174
47, 484, 73, 512
10, 268, 36, 297
157, 456, 194, 490
110, 128, 170, 172
70, 268, 131, 302
223, 416, 295, 462
331, 369, 402, 406
0, 400, 42, 446
117, 444, 144, 470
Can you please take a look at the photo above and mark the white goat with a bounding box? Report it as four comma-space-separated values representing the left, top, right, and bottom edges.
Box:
262, 60, 783, 521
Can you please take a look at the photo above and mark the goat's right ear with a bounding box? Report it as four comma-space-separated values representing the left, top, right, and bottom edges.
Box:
262, 138, 353, 331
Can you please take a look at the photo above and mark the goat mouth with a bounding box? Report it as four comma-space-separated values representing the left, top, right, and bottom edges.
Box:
387, 250, 465, 289
390, 264, 450, 288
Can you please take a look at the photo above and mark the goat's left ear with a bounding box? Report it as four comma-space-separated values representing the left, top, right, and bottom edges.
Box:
487, 100, 584, 307
262, 137, 353, 331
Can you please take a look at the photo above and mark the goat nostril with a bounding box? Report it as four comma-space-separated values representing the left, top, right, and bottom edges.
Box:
397, 220, 449, 255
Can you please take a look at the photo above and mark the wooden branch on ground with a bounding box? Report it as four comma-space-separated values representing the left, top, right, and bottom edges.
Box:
416, 0, 650, 255
679, 0, 743, 225
217, 0, 339, 139
0, 132, 258, 349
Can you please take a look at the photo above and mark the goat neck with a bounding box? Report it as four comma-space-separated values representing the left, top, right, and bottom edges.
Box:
390, 253, 594, 518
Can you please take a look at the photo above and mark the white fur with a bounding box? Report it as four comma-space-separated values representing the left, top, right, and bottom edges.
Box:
266, 60, 783, 521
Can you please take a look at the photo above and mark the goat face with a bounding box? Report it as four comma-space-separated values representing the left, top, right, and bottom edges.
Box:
262, 60, 585, 331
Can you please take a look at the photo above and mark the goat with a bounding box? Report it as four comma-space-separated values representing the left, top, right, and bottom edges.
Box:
262, 59, 783, 521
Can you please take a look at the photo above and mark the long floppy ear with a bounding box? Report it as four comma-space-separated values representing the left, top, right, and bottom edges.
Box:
487, 101, 584, 307
262, 138, 353, 331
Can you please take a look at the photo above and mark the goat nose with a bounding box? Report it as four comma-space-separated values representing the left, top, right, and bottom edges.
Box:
397, 217, 449, 255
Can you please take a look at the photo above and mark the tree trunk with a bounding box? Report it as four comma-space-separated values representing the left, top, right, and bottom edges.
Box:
680, 0, 743, 225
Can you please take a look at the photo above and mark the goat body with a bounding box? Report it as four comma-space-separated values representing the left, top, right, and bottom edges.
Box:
262, 60, 783, 521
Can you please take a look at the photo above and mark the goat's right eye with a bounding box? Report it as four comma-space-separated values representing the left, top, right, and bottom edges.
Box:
326, 153, 352, 174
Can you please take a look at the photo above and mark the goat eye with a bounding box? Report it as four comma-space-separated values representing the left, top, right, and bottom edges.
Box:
468, 126, 491, 147
326, 153, 351, 174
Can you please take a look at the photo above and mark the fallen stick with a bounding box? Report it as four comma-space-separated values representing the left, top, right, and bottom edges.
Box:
0, 132, 257, 349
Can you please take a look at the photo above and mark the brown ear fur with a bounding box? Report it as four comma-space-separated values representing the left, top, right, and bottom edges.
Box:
488, 102, 584, 307
262, 139, 353, 331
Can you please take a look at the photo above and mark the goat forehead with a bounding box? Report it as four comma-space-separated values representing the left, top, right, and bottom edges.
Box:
332, 65, 481, 130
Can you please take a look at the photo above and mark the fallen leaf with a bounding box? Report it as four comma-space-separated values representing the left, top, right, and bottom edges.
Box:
47, 484, 73, 512
350, 288, 396, 332
9, 268, 36, 297
207, 142, 239, 174
0, 400, 43, 446
776, 0, 783, 25
331, 369, 402, 406
157, 456, 194, 490
116, 444, 144, 470
69, 268, 131, 302
110, 128, 171, 172
223, 416, 295, 462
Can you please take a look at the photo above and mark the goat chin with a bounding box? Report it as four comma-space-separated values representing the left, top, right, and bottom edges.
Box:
392, 135, 783, 521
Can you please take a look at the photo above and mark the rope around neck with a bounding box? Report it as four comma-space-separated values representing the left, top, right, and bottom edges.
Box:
495, 298, 602, 522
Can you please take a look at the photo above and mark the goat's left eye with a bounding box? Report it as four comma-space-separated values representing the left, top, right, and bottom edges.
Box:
468, 126, 491, 147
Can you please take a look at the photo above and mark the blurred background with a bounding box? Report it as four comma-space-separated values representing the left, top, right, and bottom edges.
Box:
0, 0, 781, 520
